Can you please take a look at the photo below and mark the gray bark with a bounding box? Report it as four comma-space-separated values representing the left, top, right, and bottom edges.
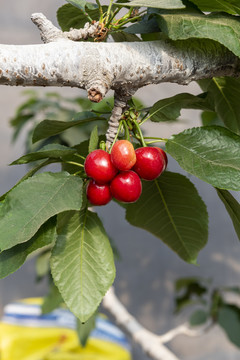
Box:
1, 12, 239, 145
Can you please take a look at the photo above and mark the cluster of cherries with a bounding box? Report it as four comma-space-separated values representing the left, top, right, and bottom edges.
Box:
84, 140, 168, 206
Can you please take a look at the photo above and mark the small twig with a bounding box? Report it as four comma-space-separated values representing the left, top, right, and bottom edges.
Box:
65, 22, 100, 41
158, 321, 214, 344
31, 13, 100, 43
31, 13, 63, 43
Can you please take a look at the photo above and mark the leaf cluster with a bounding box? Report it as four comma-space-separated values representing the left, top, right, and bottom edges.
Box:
175, 277, 240, 348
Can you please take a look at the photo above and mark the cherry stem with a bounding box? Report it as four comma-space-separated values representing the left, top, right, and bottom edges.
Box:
123, 120, 130, 141
64, 161, 84, 168
144, 137, 168, 143
133, 119, 147, 147
75, 154, 86, 160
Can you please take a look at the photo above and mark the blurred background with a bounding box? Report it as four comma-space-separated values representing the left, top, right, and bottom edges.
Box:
0, 1, 240, 359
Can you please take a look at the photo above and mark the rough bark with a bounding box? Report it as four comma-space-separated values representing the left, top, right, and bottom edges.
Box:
1, 39, 239, 97
0, 13, 239, 102
1, 12, 240, 145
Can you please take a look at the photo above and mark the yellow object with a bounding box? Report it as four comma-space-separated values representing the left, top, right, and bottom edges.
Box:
0, 298, 131, 360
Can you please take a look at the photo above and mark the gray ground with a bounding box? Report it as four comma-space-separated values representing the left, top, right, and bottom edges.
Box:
0, 1, 240, 359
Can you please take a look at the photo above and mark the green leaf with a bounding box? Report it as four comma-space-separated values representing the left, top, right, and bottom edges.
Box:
32, 112, 105, 143
10, 114, 34, 142
175, 277, 208, 312
149, 93, 213, 122
11, 144, 76, 165
125, 171, 208, 263
175, 277, 209, 292
111, 31, 140, 42
120, 0, 185, 9
141, 32, 162, 41
42, 283, 63, 314
51, 210, 115, 322
216, 189, 240, 241
66, 0, 97, 11
57, 4, 106, 32
0, 218, 56, 279
88, 126, 99, 153
36, 250, 51, 280
0, 159, 57, 202
156, 12, 240, 58
189, 0, 240, 15
0, 172, 83, 251
125, 17, 160, 34
221, 286, 240, 295
199, 78, 240, 135
166, 126, 240, 191
201, 111, 222, 127
190, 309, 209, 326
218, 304, 240, 347
76, 312, 96, 346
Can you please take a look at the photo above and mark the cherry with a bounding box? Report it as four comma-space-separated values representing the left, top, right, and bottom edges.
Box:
110, 170, 142, 203
87, 180, 112, 206
111, 140, 136, 171
84, 149, 118, 184
155, 147, 168, 169
133, 147, 165, 180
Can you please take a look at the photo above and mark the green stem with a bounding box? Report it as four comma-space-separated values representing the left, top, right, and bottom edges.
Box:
106, 7, 122, 28
145, 140, 167, 145
105, 0, 114, 25
139, 114, 152, 125
96, 0, 104, 22
118, 7, 133, 22
73, 170, 85, 176
144, 136, 168, 142
123, 120, 130, 141
133, 119, 147, 147
109, 120, 123, 153
75, 154, 86, 161
64, 161, 84, 168
84, 11, 93, 23
113, 10, 146, 29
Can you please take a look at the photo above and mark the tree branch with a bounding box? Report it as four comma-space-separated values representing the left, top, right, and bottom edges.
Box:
102, 287, 214, 360
158, 321, 213, 344
102, 287, 180, 360
0, 13, 239, 104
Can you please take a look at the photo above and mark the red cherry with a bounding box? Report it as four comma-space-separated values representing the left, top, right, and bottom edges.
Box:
155, 147, 168, 169
110, 170, 142, 203
84, 149, 118, 184
111, 140, 136, 171
133, 147, 165, 180
87, 180, 112, 206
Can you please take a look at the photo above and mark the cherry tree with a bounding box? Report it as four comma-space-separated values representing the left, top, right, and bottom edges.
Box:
0, 0, 240, 359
